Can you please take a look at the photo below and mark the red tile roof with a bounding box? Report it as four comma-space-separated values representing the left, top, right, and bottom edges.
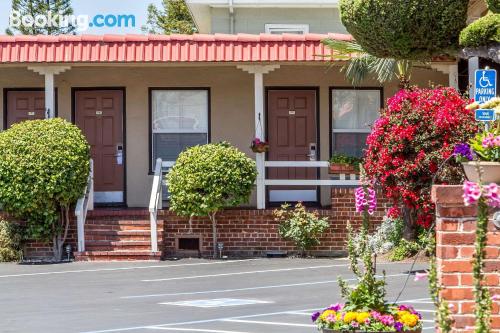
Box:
0, 33, 353, 64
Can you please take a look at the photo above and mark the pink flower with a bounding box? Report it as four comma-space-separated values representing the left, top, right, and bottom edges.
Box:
414, 272, 428, 281
483, 183, 500, 208
492, 294, 500, 301
463, 181, 481, 206
355, 187, 377, 215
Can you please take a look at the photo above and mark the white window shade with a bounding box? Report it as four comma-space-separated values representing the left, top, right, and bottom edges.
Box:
265, 24, 309, 34
152, 90, 208, 133
332, 89, 380, 130
151, 90, 209, 166
331, 89, 381, 157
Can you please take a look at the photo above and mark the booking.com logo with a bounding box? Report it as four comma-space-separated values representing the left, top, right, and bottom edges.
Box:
9, 10, 136, 32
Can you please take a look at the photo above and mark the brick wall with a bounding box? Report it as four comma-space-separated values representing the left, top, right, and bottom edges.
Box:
432, 185, 500, 332
161, 187, 390, 257
4, 187, 390, 259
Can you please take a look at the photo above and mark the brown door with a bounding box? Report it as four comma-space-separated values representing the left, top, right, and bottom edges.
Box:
267, 90, 317, 203
75, 90, 124, 204
6, 91, 45, 128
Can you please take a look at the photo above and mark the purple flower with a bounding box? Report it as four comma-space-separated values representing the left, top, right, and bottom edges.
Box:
311, 311, 320, 322
351, 321, 360, 328
453, 143, 474, 161
327, 303, 343, 312
394, 322, 404, 332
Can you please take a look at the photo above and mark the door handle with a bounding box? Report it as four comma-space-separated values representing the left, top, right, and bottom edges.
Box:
308, 143, 317, 161
116, 144, 123, 165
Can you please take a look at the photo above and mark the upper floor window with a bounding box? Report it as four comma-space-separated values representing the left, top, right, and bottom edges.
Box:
265, 24, 310, 34
331, 88, 382, 158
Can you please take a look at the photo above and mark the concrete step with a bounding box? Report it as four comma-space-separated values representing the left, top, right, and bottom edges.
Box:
75, 251, 162, 261
85, 230, 163, 242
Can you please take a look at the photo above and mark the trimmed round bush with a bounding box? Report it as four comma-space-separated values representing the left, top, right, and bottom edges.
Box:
0, 220, 23, 262
0, 119, 90, 260
339, 0, 469, 60
460, 14, 500, 48
167, 142, 256, 257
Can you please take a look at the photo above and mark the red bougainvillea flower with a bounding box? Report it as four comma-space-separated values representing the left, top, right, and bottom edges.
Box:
364, 87, 477, 227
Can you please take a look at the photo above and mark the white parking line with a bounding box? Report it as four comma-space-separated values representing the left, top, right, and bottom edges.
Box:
222, 319, 315, 328
0, 259, 260, 278
142, 264, 347, 282
416, 309, 437, 313
80, 307, 320, 333
147, 328, 250, 333
127, 273, 406, 297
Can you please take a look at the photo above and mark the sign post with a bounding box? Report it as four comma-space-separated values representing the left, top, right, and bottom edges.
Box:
474, 69, 497, 103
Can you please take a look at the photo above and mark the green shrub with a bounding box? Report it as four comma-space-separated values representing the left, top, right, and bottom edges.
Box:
339, 0, 469, 60
0, 119, 90, 261
274, 203, 329, 256
487, 0, 500, 13
329, 153, 362, 170
0, 220, 24, 262
167, 142, 257, 258
460, 14, 500, 48
389, 239, 421, 261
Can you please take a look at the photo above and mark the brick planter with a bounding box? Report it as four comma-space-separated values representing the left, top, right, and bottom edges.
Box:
432, 185, 500, 332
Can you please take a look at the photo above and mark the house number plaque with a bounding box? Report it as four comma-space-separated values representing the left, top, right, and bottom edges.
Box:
96, 110, 103, 115
28, 112, 35, 116
288, 110, 296, 115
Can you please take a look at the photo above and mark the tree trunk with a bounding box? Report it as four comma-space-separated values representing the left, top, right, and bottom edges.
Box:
52, 206, 71, 262
402, 207, 418, 241
209, 213, 218, 259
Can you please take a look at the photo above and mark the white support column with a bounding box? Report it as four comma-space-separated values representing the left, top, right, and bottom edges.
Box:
431, 64, 459, 90
28, 66, 70, 118
237, 64, 280, 209
468, 57, 480, 98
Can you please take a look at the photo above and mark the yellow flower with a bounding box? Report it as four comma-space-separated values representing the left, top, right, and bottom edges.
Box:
343, 312, 358, 323
396, 310, 411, 319
356, 312, 370, 324
401, 313, 419, 327
320, 310, 337, 321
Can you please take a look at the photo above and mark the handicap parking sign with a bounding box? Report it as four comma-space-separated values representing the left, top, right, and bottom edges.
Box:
475, 69, 497, 103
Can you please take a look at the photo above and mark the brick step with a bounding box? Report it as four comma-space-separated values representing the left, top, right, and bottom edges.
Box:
74, 251, 162, 261
85, 224, 164, 232
85, 220, 164, 226
85, 240, 153, 251
85, 230, 163, 242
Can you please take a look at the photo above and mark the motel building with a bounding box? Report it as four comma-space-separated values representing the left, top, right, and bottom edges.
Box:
0, 0, 483, 260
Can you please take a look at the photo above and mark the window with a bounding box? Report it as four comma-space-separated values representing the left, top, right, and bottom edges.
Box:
151, 89, 209, 168
331, 89, 381, 158
265, 24, 309, 35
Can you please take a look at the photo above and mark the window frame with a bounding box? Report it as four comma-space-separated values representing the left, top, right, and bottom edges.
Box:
148, 87, 211, 174
329, 86, 384, 158
265, 24, 310, 34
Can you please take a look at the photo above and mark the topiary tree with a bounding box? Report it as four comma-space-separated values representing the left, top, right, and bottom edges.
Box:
339, 0, 469, 60
364, 87, 477, 239
460, 13, 500, 48
486, 0, 500, 13
167, 142, 257, 258
0, 119, 90, 261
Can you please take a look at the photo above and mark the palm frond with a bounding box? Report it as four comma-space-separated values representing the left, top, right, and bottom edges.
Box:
369, 57, 398, 83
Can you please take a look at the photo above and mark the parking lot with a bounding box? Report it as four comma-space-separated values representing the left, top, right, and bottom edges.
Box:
0, 258, 435, 333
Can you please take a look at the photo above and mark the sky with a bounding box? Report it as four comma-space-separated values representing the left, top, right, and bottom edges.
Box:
0, 0, 164, 34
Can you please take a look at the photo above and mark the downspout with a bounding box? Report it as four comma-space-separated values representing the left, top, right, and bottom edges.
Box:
229, 0, 235, 34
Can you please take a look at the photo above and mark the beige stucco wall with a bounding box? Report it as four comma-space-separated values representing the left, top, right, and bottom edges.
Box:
210, 7, 347, 34
0, 64, 448, 207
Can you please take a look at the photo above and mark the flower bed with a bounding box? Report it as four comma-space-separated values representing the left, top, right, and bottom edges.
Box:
313, 304, 423, 332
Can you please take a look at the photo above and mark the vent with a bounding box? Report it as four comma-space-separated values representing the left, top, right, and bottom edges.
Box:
178, 237, 200, 251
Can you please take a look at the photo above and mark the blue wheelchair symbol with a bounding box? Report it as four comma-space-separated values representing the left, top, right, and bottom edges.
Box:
475, 69, 497, 103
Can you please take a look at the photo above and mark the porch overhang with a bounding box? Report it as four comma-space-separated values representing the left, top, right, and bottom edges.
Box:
0, 33, 352, 64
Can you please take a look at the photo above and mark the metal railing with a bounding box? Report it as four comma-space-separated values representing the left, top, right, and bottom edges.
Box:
75, 159, 94, 252
148, 158, 163, 253
264, 160, 359, 186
